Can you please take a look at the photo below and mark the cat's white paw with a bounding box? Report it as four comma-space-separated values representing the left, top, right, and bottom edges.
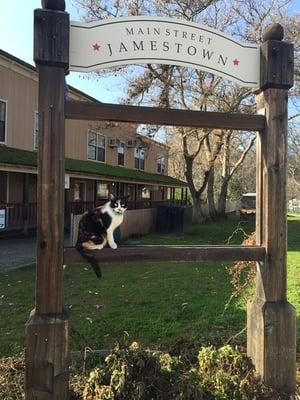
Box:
110, 242, 118, 249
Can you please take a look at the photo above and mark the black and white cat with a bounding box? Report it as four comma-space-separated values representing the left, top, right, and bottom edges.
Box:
76, 193, 129, 251
75, 194, 129, 277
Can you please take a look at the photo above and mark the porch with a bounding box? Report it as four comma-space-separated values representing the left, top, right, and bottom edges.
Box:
0, 146, 188, 236
0, 198, 189, 237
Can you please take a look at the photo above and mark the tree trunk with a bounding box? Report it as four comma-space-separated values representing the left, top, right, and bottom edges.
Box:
217, 132, 230, 218
218, 178, 228, 217
192, 192, 202, 223
184, 154, 206, 223
207, 167, 218, 219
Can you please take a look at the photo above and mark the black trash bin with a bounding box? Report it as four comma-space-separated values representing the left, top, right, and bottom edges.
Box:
156, 205, 171, 233
169, 206, 185, 233
156, 204, 186, 234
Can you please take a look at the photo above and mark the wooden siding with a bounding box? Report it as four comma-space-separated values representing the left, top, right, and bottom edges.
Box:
0, 172, 8, 202
0, 65, 38, 150
7, 172, 23, 203
0, 55, 169, 176
65, 119, 169, 174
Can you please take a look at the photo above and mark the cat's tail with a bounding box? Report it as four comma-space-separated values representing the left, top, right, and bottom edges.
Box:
75, 244, 102, 279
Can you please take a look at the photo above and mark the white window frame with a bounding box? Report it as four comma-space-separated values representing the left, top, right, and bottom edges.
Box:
134, 147, 145, 170
87, 130, 106, 163
117, 141, 125, 166
157, 155, 166, 174
140, 149, 145, 170
0, 99, 8, 144
141, 186, 151, 199
33, 111, 39, 150
96, 182, 109, 199
73, 180, 87, 201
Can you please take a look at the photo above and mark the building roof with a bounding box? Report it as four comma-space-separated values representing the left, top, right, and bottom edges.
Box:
0, 145, 187, 187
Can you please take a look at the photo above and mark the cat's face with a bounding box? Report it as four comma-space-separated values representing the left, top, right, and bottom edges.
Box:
109, 194, 129, 214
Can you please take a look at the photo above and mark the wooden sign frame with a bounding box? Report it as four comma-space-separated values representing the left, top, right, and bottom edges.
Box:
25, 2, 296, 398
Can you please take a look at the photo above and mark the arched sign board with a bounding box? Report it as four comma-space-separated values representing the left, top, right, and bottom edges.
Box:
70, 16, 260, 88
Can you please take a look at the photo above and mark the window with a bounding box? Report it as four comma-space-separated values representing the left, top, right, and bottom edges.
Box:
0, 100, 7, 143
141, 187, 151, 199
117, 182, 125, 197
118, 142, 125, 166
34, 111, 39, 149
134, 148, 139, 169
74, 182, 85, 201
87, 131, 106, 162
0, 172, 7, 203
97, 182, 109, 199
134, 148, 145, 170
157, 156, 166, 174
140, 149, 145, 170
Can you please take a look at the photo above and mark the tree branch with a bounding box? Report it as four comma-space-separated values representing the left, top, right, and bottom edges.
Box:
229, 135, 256, 180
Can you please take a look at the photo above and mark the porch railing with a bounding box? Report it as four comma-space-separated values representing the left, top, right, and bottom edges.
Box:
127, 199, 188, 210
0, 199, 188, 234
0, 203, 37, 234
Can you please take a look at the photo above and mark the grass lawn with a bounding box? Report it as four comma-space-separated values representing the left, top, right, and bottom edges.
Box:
0, 215, 299, 358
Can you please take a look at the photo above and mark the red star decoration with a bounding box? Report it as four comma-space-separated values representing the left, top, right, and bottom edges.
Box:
233, 58, 240, 66
92, 43, 101, 51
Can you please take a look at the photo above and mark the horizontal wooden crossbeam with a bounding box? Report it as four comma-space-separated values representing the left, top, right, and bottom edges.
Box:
65, 100, 265, 131
64, 245, 266, 265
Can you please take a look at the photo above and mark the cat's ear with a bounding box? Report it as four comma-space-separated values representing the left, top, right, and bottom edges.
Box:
109, 193, 115, 201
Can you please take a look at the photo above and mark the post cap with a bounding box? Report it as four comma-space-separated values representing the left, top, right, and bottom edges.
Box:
263, 23, 284, 42
41, 0, 66, 11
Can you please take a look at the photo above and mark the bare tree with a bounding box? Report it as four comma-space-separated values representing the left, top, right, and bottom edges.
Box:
72, 0, 299, 220
288, 123, 300, 196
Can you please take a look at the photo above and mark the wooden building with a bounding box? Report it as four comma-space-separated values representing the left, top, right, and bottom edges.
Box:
0, 49, 187, 234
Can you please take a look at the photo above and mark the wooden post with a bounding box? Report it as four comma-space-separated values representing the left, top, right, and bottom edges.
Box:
247, 23, 296, 393
22, 173, 30, 235
25, 1, 70, 399
171, 187, 175, 202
